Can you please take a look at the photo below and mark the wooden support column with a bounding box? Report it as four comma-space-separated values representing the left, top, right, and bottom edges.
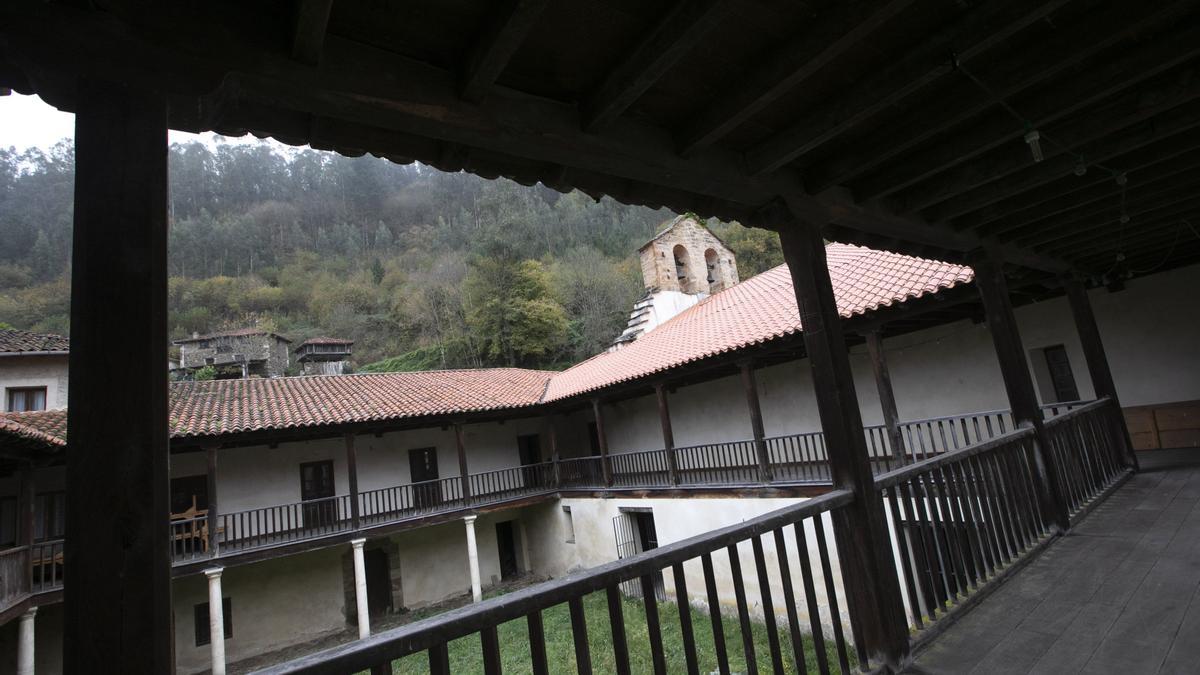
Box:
592, 399, 613, 487
64, 80, 171, 674
545, 416, 561, 488
776, 216, 910, 669
205, 446, 220, 556
345, 434, 361, 529
455, 423, 472, 500
1062, 275, 1140, 471
739, 361, 772, 483
971, 249, 1071, 532
18, 465, 33, 590
655, 384, 680, 485
865, 331, 907, 464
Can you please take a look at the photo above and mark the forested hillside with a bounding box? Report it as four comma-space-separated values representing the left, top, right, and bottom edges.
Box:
0, 139, 781, 371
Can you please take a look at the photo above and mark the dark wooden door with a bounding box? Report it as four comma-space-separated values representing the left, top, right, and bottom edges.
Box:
634, 512, 666, 599
517, 434, 541, 488
364, 548, 393, 618
1043, 345, 1080, 402
496, 520, 519, 580
408, 447, 441, 508
300, 460, 336, 529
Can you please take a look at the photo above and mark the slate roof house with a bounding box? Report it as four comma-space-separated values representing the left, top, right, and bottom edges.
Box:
0, 329, 69, 413
0, 229, 1196, 673
173, 329, 292, 380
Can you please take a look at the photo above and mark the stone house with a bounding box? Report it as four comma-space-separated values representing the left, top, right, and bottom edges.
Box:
173, 329, 292, 379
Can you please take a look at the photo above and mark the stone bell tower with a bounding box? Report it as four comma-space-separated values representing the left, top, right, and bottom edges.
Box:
612, 216, 739, 349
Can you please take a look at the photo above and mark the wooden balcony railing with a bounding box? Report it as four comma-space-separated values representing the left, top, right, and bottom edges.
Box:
254, 488, 860, 675
30, 539, 63, 593
0, 545, 29, 610
874, 397, 1129, 640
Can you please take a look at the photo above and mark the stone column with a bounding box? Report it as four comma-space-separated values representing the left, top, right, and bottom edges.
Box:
351, 538, 370, 639
463, 515, 482, 602
17, 607, 35, 675
205, 568, 226, 675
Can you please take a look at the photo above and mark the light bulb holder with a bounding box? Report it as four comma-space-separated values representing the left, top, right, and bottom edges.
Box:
1115, 172, 1128, 187
1023, 130, 1043, 163
1073, 156, 1087, 177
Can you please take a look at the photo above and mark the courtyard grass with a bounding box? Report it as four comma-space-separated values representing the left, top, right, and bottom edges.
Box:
389, 587, 852, 674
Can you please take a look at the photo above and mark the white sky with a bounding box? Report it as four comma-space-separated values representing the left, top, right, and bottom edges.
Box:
0, 92, 284, 151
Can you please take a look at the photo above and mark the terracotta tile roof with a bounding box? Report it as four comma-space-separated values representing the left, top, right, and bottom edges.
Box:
295, 337, 355, 351
0, 409, 68, 449
0, 328, 69, 354
3, 244, 970, 446
543, 243, 972, 401
174, 328, 292, 344
168, 369, 553, 438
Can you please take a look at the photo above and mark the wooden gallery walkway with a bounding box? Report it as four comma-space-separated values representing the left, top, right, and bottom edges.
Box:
911, 449, 1200, 674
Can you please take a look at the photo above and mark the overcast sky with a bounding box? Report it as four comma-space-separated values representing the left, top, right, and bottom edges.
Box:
0, 92, 281, 151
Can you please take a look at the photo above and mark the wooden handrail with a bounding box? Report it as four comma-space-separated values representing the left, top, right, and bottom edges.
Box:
873, 426, 1036, 489
251, 488, 856, 674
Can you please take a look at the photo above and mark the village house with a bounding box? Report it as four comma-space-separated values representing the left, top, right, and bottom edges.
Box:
0, 218, 1196, 673
173, 329, 292, 380
0, 331, 68, 414
294, 338, 355, 376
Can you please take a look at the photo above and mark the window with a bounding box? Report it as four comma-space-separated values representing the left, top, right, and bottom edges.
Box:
672, 244, 689, 289
34, 492, 66, 541
7, 387, 47, 412
704, 248, 720, 290
1042, 345, 1080, 403
562, 506, 575, 544
194, 597, 233, 646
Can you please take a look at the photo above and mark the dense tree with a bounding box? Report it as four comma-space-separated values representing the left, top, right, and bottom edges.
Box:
0, 138, 780, 370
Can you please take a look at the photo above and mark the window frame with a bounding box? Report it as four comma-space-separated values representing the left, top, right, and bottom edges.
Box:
6, 386, 48, 412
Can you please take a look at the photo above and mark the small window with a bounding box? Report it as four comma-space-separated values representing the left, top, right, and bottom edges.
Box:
195, 597, 233, 646
1042, 345, 1080, 403
562, 506, 575, 544
7, 387, 47, 412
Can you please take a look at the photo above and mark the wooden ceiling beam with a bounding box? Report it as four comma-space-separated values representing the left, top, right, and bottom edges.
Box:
675, 0, 915, 155
290, 0, 334, 66
581, 0, 732, 133
1067, 229, 1200, 270
459, 0, 549, 104
1045, 200, 1200, 254
1015, 175, 1200, 246
849, 12, 1200, 202
959, 134, 1200, 235
0, 1, 1071, 273
919, 93, 1200, 223
742, 0, 1071, 176
978, 156, 1200, 238
809, 0, 1187, 193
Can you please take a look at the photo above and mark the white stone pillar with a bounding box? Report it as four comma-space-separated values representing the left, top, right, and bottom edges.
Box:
204, 567, 226, 675
463, 515, 482, 602
17, 607, 35, 675
351, 538, 370, 639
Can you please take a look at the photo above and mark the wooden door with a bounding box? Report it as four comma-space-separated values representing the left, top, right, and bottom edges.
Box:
408, 447, 441, 508
300, 460, 336, 529
496, 520, 519, 581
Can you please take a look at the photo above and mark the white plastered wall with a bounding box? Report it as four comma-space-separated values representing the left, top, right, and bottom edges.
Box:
0, 354, 68, 411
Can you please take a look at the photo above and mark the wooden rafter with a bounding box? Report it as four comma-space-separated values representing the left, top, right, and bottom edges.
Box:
290, 0, 333, 66
581, 0, 732, 132
675, 0, 915, 155
742, 0, 1072, 176
848, 8, 1200, 202
919, 95, 1200, 222
459, 0, 549, 103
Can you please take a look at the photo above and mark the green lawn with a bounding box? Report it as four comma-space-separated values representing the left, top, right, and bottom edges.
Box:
388, 588, 852, 674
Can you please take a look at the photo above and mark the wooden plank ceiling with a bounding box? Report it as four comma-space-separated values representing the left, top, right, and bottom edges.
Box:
1, 0, 1198, 285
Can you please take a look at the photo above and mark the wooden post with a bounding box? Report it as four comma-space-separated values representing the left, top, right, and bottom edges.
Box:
206, 446, 220, 556
655, 384, 680, 485
739, 361, 772, 483
345, 434, 361, 529
18, 464, 33, 589
455, 423, 472, 500
776, 217, 910, 669
971, 249, 1071, 532
592, 399, 613, 487
1062, 275, 1140, 471
865, 331, 907, 465
64, 80, 172, 674
546, 416, 561, 488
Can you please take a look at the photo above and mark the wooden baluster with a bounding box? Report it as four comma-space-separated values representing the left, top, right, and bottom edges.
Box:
701, 553, 731, 675
527, 611, 548, 675
568, 596, 593, 675
671, 561, 700, 675
751, 536, 785, 673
